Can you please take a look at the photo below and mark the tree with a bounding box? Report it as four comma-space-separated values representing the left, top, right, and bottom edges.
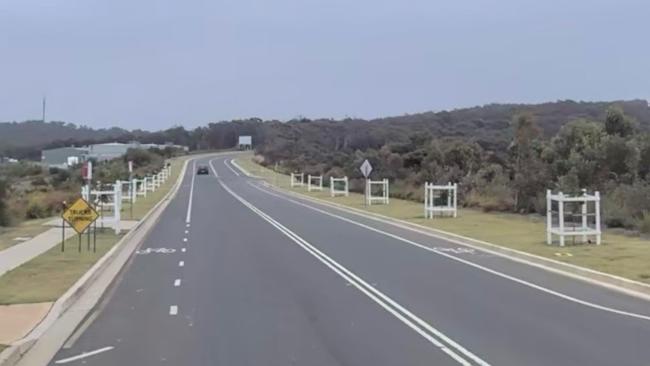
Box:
510, 114, 546, 212
0, 180, 9, 226
605, 106, 635, 137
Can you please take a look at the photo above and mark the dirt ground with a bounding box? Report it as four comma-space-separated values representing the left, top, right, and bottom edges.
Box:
0, 302, 52, 344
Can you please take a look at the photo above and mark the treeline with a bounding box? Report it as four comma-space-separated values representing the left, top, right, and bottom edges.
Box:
3, 100, 650, 160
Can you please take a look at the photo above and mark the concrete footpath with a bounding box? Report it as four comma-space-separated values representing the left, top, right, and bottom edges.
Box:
0, 229, 76, 277
0, 220, 138, 278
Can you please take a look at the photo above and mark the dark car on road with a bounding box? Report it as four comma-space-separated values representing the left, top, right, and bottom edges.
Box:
197, 165, 209, 175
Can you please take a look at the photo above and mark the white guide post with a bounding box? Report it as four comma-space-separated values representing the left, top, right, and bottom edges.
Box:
290, 173, 304, 188
366, 178, 389, 206
307, 175, 323, 192
546, 189, 601, 246
424, 182, 458, 218
131, 178, 138, 203
113, 181, 122, 234
330, 177, 349, 197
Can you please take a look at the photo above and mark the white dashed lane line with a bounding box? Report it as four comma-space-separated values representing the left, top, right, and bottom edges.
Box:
181, 248, 186, 252
174, 279, 181, 287
179, 261, 184, 267
170, 306, 178, 315
183, 238, 188, 242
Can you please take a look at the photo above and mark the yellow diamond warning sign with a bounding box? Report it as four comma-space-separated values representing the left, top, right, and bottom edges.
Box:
62, 198, 99, 234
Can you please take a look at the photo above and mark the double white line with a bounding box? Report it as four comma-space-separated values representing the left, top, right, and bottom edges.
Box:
219, 181, 490, 366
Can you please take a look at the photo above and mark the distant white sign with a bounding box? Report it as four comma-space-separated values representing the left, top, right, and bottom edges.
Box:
128, 160, 133, 173
360, 159, 373, 178
67, 156, 79, 166
238, 136, 252, 146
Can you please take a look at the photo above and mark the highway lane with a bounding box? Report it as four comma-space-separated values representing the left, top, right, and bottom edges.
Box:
47, 155, 461, 366
210, 154, 650, 366
45, 153, 650, 366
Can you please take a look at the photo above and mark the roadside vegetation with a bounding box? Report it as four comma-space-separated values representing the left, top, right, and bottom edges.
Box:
235, 155, 650, 284
0, 156, 187, 305
0, 147, 181, 230
254, 106, 650, 235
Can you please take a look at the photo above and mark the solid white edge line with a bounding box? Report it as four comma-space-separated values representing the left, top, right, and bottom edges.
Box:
230, 158, 251, 177
54, 346, 114, 364
272, 180, 650, 300
208, 158, 220, 177
185, 160, 197, 224
170, 305, 178, 315
220, 180, 488, 366
249, 181, 650, 322
223, 159, 240, 176
174, 279, 181, 287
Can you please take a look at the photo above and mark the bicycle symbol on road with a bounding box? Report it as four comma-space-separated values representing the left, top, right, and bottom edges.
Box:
136, 247, 176, 255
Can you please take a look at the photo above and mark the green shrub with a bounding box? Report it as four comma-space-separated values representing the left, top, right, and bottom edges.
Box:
637, 212, 650, 234
25, 200, 49, 219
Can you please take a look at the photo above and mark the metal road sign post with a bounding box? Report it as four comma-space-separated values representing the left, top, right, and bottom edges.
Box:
360, 159, 373, 206
128, 160, 134, 219
61, 197, 100, 253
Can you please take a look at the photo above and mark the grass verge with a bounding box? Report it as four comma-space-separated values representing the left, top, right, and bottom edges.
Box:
0, 231, 123, 304
235, 154, 650, 284
0, 218, 54, 251
0, 156, 188, 305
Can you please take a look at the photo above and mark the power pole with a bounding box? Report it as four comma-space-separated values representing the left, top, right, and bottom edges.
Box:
42, 95, 47, 123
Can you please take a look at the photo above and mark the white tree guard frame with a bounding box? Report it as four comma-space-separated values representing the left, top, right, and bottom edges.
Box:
81, 182, 122, 234
546, 189, 601, 246
147, 175, 157, 192
330, 177, 349, 197
424, 182, 458, 218
366, 179, 389, 205
136, 177, 149, 198
290, 173, 304, 188
308, 175, 323, 192
120, 181, 135, 203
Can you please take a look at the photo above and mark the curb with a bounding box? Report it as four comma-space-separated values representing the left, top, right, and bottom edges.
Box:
264, 182, 650, 302
0, 154, 208, 366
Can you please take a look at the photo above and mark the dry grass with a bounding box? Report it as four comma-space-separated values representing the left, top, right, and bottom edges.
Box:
235, 154, 650, 284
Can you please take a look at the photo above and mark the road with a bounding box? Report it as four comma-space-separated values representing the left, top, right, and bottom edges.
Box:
47, 153, 650, 366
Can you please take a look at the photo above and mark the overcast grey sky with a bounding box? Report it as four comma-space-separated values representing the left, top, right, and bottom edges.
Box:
1, 0, 648, 130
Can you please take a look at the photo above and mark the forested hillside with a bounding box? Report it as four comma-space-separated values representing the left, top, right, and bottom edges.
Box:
3, 99, 649, 158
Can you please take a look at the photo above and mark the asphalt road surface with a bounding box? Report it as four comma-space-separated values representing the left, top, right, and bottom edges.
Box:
48, 154, 650, 366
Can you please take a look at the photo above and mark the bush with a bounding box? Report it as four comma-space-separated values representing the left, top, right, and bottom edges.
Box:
602, 182, 650, 229
25, 200, 49, 219
637, 212, 650, 234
